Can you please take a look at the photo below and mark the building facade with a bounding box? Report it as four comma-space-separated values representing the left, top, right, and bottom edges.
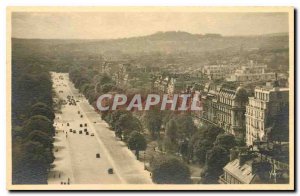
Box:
245, 82, 289, 146
201, 83, 248, 137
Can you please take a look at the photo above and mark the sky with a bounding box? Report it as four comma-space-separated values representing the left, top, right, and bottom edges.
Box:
11, 12, 289, 39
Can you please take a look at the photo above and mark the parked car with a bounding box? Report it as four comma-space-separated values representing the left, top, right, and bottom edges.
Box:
79, 131, 82, 134
96, 153, 100, 158
91, 133, 94, 136
108, 168, 113, 174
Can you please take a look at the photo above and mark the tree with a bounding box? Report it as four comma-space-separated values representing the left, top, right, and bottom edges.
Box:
163, 119, 179, 153
161, 110, 174, 127
151, 156, 191, 184
22, 115, 54, 137
101, 83, 116, 94
23, 140, 54, 166
30, 102, 55, 121
214, 133, 237, 151
178, 139, 189, 162
25, 130, 54, 150
115, 113, 142, 141
187, 125, 224, 164
235, 137, 246, 147
11, 54, 54, 184
252, 160, 272, 181
163, 137, 178, 153
17, 141, 54, 184
12, 126, 23, 140
201, 125, 224, 142
108, 110, 131, 130
99, 73, 114, 86
144, 109, 162, 139
127, 131, 147, 160
191, 139, 213, 164
165, 119, 177, 143
176, 114, 197, 139
202, 146, 229, 183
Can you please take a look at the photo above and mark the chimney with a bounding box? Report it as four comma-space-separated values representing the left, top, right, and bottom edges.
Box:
230, 148, 239, 161
239, 153, 249, 166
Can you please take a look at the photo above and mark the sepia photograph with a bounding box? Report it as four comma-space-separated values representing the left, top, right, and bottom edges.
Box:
6, 7, 294, 190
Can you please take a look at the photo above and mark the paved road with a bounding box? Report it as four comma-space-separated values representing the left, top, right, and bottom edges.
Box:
48, 72, 152, 184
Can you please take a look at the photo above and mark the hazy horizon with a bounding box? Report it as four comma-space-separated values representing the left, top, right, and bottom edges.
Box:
11, 31, 289, 41
12, 12, 289, 40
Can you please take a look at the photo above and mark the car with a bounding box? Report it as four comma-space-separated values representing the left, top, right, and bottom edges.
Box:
108, 168, 114, 174
80, 115, 83, 118
91, 133, 94, 136
84, 128, 87, 132
79, 131, 82, 134
86, 132, 89, 135
80, 124, 83, 127
96, 153, 100, 158
67, 123, 70, 126
84, 123, 87, 127
73, 130, 76, 134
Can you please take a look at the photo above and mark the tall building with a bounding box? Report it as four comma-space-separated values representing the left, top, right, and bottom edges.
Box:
201, 83, 248, 137
245, 82, 289, 146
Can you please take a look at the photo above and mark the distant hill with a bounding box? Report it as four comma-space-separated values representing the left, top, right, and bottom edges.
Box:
12, 31, 289, 58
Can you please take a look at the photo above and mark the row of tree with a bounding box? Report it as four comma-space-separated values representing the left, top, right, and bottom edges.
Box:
12, 60, 56, 184
104, 110, 147, 160
69, 65, 119, 107
69, 68, 149, 161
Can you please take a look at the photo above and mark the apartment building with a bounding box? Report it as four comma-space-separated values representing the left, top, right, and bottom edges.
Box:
245, 82, 289, 146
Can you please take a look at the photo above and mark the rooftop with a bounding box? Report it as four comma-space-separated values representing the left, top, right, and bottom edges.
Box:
223, 159, 255, 184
